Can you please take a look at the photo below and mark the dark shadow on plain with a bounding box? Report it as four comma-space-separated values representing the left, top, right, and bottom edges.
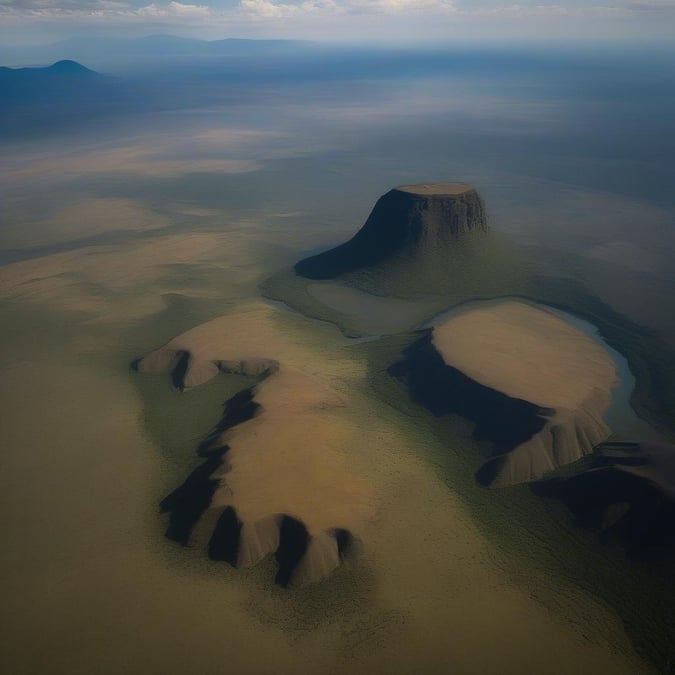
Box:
334, 528, 353, 559
275, 516, 310, 587
208, 506, 242, 565
198, 387, 260, 456
160, 448, 228, 546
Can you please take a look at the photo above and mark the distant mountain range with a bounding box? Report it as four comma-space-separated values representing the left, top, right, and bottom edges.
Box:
0, 35, 316, 72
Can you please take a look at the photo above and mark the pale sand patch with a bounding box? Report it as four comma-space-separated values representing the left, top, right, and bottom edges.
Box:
433, 300, 617, 408
191, 128, 289, 152
434, 301, 617, 409
0, 198, 170, 250
0, 233, 229, 294
137, 301, 364, 384
433, 300, 619, 485
586, 240, 665, 275
2, 144, 261, 181
0, 232, 264, 321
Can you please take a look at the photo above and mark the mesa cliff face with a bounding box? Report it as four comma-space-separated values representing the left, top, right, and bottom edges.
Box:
295, 183, 487, 280
390, 301, 619, 487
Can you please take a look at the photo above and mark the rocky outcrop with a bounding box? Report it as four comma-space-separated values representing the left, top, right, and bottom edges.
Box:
390, 300, 619, 487
534, 440, 675, 559
295, 183, 487, 280
134, 316, 375, 586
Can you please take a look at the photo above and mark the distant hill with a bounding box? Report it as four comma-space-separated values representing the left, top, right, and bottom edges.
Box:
0, 60, 125, 140
0, 36, 316, 72
0, 60, 107, 104
0, 59, 98, 76
42, 59, 97, 74
0, 59, 103, 99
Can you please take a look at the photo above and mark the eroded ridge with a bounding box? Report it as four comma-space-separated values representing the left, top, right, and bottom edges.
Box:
534, 440, 675, 558
135, 326, 375, 586
390, 301, 619, 487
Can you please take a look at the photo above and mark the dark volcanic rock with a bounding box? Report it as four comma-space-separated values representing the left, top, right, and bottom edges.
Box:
295, 183, 487, 280
534, 440, 675, 559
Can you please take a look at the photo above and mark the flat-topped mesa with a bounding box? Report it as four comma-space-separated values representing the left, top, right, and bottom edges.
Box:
132, 309, 376, 586
389, 300, 619, 488
295, 183, 487, 280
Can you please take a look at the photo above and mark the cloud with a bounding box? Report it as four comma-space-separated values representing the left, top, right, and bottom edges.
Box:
136, 0, 209, 16
1, 0, 457, 17
628, 0, 675, 8
0, 0, 129, 9
456, 3, 623, 17
0, 0, 211, 19
1, 0, 673, 36
236, 0, 455, 18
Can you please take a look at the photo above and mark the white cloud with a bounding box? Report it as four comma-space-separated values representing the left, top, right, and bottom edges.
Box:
1, 0, 673, 36
463, 3, 624, 17
136, 0, 209, 16
629, 0, 675, 8
236, 0, 455, 18
0, 0, 211, 18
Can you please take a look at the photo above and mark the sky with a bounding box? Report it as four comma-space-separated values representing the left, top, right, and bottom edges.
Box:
0, 0, 674, 45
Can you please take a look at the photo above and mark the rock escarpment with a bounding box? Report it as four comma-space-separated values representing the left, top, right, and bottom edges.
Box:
390, 300, 619, 487
134, 315, 375, 586
295, 183, 487, 280
534, 441, 675, 558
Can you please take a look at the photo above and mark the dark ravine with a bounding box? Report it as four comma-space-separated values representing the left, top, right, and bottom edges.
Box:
295, 183, 487, 279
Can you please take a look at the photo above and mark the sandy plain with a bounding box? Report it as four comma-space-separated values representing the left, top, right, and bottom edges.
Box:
0, 120, 660, 674
0, 217, 650, 674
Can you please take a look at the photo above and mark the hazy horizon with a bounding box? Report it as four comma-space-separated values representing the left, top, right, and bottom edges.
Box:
2, 0, 675, 49
2, 8, 675, 675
